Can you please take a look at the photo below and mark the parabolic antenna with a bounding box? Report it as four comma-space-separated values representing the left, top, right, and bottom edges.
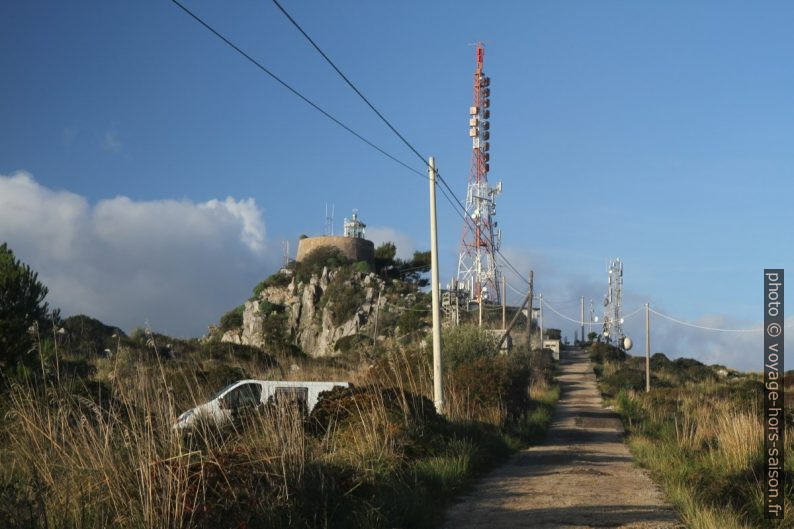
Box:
623, 336, 633, 351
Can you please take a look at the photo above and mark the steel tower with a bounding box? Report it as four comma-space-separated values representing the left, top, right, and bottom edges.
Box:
602, 258, 624, 345
457, 43, 502, 304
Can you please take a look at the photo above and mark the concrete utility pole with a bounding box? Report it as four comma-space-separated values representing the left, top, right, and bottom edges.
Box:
428, 157, 444, 414
538, 292, 543, 349
497, 286, 532, 350
580, 296, 585, 346
501, 276, 507, 330
527, 271, 534, 349
589, 299, 594, 336
479, 295, 483, 327
372, 289, 381, 354
645, 303, 650, 393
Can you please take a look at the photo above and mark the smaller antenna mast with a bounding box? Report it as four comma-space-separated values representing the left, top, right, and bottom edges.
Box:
324, 203, 336, 236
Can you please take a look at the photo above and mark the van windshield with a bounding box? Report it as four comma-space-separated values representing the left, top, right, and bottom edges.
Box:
210, 382, 238, 401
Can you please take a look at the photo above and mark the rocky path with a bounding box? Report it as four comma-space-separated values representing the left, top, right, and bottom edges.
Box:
442, 349, 682, 529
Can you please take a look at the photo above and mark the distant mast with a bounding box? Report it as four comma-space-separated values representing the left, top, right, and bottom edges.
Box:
457, 42, 502, 305
602, 258, 624, 345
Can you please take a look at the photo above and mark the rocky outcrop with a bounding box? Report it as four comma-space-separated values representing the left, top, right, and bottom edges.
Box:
221, 268, 386, 357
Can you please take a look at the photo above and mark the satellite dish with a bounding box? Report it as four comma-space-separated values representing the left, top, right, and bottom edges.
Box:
619, 318, 624, 324
603, 331, 609, 337
594, 316, 599, 323
623, 336, 633, 350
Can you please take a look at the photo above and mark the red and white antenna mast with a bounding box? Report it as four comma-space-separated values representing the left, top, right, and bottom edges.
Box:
457, 42, 502, 304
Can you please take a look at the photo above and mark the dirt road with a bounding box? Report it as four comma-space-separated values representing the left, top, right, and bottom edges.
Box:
442, 349, 682, 529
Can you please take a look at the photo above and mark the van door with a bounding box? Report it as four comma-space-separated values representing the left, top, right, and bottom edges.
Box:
221, 382, 263, 423
273, 386, 309, 415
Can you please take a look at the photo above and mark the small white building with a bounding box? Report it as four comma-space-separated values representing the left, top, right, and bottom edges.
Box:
542, 339, 561, 360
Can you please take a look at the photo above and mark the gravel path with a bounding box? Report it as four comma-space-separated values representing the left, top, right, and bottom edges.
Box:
442, 349, 683, 529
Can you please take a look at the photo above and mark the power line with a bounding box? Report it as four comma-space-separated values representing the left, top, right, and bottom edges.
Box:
271, 0, 427, 166
649, 308, 764, 333
175, 0, 530, 290
170, 0, 427, 182
269, 0, 529, 288
543, 300, 587, 325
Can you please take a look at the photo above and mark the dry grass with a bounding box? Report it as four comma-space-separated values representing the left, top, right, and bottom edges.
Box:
1, 336, 558, 529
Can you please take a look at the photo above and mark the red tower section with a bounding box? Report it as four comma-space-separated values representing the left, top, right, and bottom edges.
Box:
456, 43, 501, 304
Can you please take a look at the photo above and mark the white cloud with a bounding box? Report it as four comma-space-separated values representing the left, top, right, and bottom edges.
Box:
102, 130, 122, 153
366, 226, 417, 260
0, 171, 277, 337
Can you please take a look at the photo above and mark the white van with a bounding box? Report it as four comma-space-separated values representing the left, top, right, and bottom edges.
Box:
173, 379, 349, 431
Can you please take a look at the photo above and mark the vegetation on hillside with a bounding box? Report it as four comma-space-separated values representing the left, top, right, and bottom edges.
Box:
0, 242, 559, 529
0, 243, 60, 375
588, 342, 793, 529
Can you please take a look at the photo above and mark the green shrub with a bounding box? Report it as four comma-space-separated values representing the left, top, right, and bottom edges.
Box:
201, 341, 277, 369
374, 242, 397, 272
396, 304, 429, 334
261, 311, 295, 355
308, 386, 441, 445
322, 270, 365, 326
61, 315, 125, 357
0, 243, 59, 371
452, 355, 530, 422
295, 246, 351, 283
442, 325, 497, 369
601, 364, 647, 397
351, 260, 371, 274
334, 333, 371, 354
588, 342, 626, 364
219, 305, 244, 331
252, 271, 292, 298
258, 300, 285, 315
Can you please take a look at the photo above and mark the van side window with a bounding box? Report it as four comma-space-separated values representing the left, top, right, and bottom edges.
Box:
224, 383, 262, 409
274, 386, 309, 408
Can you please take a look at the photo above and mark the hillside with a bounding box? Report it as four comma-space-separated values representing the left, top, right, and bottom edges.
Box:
0, 241, 559, 529
211, 244, 432, 358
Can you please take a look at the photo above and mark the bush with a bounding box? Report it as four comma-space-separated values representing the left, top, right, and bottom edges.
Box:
252, 271, 292, 298
258, 300, 285, 315
396, 304, 429, 335
261, 311, 296, 355
322, 270, 365, 326
0, 243, 58, 371
601, 364, 647, 397
442, 325, 497, 369
452, 355, 530, 422
201, 341, 277, 369
308, 386, 441, 448
295, 247, 351, 283
219, 305, 244, 331
588, 342, 626, 364
351, 260, 371, 274
374, 242, 397, 272
334, 333, 371, 354
61, 315, 125, 357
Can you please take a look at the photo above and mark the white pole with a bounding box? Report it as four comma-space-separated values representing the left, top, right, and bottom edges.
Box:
580, 295, 585, 346
539, 292, 544, 346
527, 271, 534, 349
501, 275, 506, 330
645, 303, 650, 393
429, 157, 444, 414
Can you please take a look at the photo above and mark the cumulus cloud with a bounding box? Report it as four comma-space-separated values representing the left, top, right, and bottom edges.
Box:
0, 171, 277, 337
498, 245, 791, 372
366, 226, 417, 260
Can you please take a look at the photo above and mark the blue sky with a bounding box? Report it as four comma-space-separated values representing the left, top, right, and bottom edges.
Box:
1, 1, 791, 369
